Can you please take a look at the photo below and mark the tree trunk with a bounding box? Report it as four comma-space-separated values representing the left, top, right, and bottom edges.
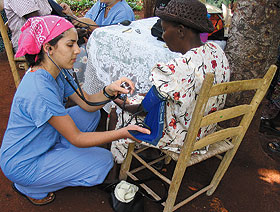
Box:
143, 0, 157, 18
225, 0, 280, 106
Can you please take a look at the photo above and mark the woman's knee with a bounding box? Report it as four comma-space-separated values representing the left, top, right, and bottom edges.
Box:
67, 106, 101, 132
96, 147, 114, 167
81, 147, 113, 169
83, 148, 114, 185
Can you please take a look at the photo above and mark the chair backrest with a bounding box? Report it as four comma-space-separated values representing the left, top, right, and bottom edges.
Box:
180, 65, 277, 162
119, 65, 277, 212
0, 7, 25, 88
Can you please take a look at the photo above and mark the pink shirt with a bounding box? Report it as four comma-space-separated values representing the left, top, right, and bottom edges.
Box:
4, 0, 52, 51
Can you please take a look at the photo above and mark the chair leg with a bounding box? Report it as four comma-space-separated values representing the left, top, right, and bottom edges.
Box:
206, 148, 236, 196
163, 157, 189, 212
163, 183, 179, 212
164, 155, 172, 165
119, 142, 135, 180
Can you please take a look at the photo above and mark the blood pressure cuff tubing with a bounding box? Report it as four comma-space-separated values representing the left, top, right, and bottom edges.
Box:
129, 85, 167, 146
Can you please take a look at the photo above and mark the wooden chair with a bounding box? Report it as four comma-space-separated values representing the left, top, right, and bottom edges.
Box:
119, 65, 277, 212
0, 5, 28, 88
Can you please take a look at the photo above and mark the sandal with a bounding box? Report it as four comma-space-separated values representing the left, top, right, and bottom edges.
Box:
267, 141, 280, 153
12, 183, 55, 206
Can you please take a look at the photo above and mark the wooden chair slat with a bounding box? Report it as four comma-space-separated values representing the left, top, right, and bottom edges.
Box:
193, 126, 242, 151
209, 78, 263, 97
200, 105, 252, 127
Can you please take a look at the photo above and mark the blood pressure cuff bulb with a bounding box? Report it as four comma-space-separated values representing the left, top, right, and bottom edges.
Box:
129, 85, 167, 146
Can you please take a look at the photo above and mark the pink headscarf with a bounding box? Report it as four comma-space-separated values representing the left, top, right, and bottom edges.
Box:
15, 15, 74, 58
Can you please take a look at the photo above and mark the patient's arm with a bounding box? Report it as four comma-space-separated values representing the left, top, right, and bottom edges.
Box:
114, 98, 141, 114
73, 17, 99, 31
114, 92, 147, 114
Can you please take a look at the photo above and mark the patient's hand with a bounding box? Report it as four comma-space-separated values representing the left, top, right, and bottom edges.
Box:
114, 92, 147, 115
125, 104, 145, 115
114, 98, 146, 115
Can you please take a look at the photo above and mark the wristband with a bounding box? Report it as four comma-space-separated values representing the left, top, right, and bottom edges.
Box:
103, 86, 117, 100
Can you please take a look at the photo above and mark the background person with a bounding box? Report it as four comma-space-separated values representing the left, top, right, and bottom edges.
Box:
110, 0, 231, 164
61, 0, 135, 31
0, 15, 149, 206
61, 0, 135, 85
3, 0, 52, 51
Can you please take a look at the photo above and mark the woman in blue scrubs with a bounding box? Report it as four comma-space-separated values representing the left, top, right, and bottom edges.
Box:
61, 0, 135, 30
0, 15, 148, 206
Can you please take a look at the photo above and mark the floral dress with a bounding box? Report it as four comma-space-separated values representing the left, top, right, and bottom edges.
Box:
111, 42, 230, 164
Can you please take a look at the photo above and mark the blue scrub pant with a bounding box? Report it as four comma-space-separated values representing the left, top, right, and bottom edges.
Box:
14, 106, 114, 199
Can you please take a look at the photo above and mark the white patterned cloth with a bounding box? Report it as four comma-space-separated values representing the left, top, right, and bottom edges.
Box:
82, 17, 180, 113
111, 42, 230, 164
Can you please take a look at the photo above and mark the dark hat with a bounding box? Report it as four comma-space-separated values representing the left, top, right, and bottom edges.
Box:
155, 0, 214, 33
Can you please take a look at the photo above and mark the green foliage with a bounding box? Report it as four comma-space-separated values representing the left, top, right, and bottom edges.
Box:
127, 0, 143, 11
58, 0, 143, 12
57, 0, 96, 12
135, 15, 140, 20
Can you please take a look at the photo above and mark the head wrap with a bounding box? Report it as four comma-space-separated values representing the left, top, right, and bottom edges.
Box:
155, 0, 214, 33
15, 15, 74, 58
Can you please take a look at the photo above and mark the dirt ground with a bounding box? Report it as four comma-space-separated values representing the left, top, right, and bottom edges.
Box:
0, 48, 280, 212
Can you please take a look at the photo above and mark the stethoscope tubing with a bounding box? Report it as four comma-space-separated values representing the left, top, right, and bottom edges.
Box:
47, 53, 111, 106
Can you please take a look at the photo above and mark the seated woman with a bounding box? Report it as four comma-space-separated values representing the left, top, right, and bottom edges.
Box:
110, 0, 231, 164
0, 15, 149, 206
61, 0, 135, 84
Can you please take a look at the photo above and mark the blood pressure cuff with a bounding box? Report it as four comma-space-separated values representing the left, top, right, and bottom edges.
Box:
129, 86, 167, 146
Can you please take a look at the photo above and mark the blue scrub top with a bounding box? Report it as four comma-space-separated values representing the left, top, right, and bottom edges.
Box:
0, 69, 77, 185
85, 0, 135, 26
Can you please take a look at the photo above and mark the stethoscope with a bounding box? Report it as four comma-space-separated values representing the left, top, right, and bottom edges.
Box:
64, 0, 131, 28
94, 2, 107, 22
94, 0, 118, 22
47, 48, 148, 130
47, 51, 112, 106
